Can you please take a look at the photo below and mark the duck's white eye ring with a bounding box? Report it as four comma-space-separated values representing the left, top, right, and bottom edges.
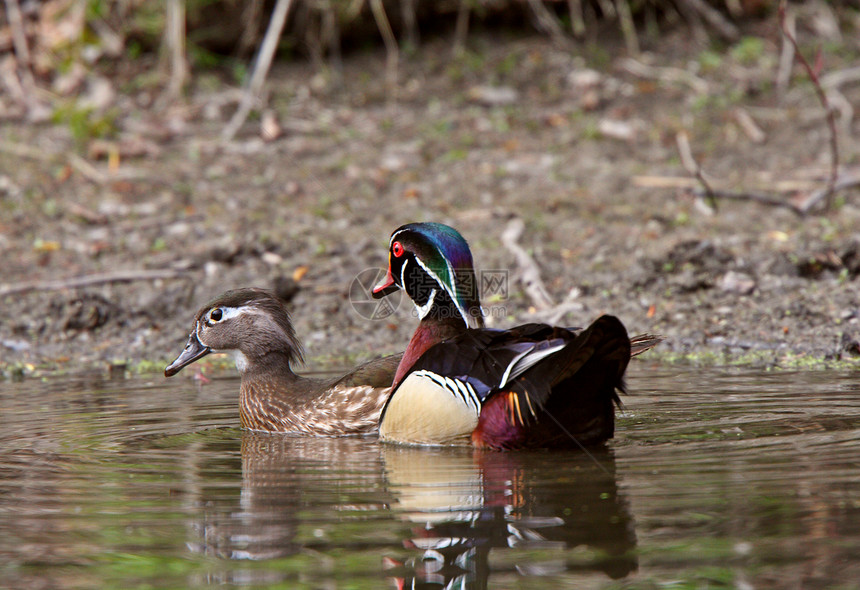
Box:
206, 306, 242, 325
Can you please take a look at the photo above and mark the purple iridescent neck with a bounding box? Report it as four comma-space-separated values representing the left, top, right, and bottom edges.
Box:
392, 316, 466, 388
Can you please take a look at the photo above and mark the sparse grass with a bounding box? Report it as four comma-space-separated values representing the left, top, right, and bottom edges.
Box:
639, 347, 860, 371
51, 103, 119, 147
731, 36, 767, 65
698, 49, 723, 72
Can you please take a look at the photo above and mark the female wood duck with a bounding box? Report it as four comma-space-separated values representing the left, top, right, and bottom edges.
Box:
372, 222, 660, 450
165, 288, 401, 435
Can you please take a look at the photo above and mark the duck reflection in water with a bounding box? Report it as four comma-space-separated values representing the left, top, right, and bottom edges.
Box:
189, 435, 636, 587
381, 446, 637, 588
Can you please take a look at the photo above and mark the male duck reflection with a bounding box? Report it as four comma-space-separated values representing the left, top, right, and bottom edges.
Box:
164, 288, 401, 435
372, 222, 660, 450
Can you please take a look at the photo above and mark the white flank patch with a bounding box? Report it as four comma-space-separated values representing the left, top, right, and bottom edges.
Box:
499, 341, 568, 387
380, 371, 480, 445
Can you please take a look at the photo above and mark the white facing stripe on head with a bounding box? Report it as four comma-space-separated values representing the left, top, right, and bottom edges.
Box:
217, 306, 245, 321
389, 228, 408, 247
413, 255, 473, 328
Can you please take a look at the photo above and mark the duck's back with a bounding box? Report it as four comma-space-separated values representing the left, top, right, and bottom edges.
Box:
379, 316, 631, 449
240, 353, 402, 436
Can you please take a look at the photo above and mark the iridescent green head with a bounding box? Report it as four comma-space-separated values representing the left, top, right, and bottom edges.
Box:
372, 222, 484, 329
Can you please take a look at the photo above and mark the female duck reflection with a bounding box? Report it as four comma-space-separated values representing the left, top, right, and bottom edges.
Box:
189, 436, 637, 586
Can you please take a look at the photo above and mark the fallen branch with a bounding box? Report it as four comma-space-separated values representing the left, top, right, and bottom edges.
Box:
820, 65, 860, 90
525, 0, 572, 49
156, 0, 188, 108
566, 0, 586, 37
452, 0, 470, 55
223, 0, 294, 141
690, 187, 805, 216
0, 137, 55, 160
632, 175, 698, 189
825, 88, 854, 132
615, 0, 639, 55
1, 139, 118, 185
733, 108, 766, 144
68, 153, 108, 185
778, 0, 839, 212
65, 201, 109, 225
796, 172, 860, 215
619, 58, 709, 94
676, 130, 717, 212
671, 2, 847, 217
775, 5, 795, 96
529, 288, 584, 325
3, 0, 37, 96
401, 0, 419, 48
369, 0, 398, 107
678, 0, 740, 41
500, 218, 555, 311
0, 269, 189, 298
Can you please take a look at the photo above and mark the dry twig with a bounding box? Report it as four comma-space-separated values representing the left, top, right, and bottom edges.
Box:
0, 140, 113, 185
671, 2, 847, 217
500, 219, 555, 311
691, 188, 804, 215
68, 153, 108, 185
778, 0, 839, 211
223, 0, 294, 141
532, 289, 584, 326
157, 0, 188, 108
401, 0, 419, 48
3, 0, 36, 96
615, 0, 640, 55
619, 58, 708, 94
369, 0, 398, 106
676, 131, 717, 211
733, 108, 766, 144
0, 269, 188, 298
0, 139, 50, 160
678, 0, 740, 41
453, 0, 470, 56
566, 0, 586, 37
525, 0, 572, 48
821, 66, 860, 89
776, 5, 795, 96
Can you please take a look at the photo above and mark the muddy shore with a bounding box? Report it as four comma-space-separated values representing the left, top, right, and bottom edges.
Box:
2, 22, 860, 379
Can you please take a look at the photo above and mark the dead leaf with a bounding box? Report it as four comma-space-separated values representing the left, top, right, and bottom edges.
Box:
34, 240, 61, 253
293, 266, 309, 281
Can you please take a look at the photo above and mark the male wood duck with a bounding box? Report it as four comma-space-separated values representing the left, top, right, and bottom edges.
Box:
372, 222, 661, 450
165, 288, 401, 435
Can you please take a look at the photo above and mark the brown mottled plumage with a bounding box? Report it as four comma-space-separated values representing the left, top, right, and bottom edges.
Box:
165, 288, 401, 435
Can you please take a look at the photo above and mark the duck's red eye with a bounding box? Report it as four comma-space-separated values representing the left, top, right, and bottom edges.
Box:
392, 241, 405, 257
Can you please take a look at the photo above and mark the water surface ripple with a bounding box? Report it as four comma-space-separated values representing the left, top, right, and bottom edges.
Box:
0, 366, 857, 588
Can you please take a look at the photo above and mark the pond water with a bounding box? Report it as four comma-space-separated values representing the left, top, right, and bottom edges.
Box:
1, 364, 858, 589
